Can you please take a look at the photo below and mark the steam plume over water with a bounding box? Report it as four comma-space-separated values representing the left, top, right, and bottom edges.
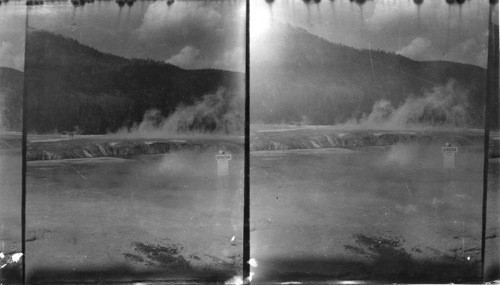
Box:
116, 87, 244, 138
342, 80, 474, 130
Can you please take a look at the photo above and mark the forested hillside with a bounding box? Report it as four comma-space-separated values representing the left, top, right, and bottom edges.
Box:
0, 67, 23, 132
251, 22, 492, 129
3, 24, 498, 133
24, 29, 244, 134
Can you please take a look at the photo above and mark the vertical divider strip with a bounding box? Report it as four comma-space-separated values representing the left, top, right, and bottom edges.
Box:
21, 4, 30, 285
481, 2, 497, 281
243, 0, 251, 282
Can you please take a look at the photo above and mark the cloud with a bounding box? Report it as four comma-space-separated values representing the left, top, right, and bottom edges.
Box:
443, 36, 488, 67
444, 38, 475, 59
213, 46, 245, 72
166, 46, 201, 68
132, 1, 244, 70
166, 44, 245, 72
396, 37, 432, 59
0, 41, 13, 58
137, 2, 223, 40
0, 41, 24, 71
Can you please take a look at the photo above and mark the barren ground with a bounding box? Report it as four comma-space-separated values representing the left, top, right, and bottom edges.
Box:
250, 126, 497, 283
26, 137, 244, 283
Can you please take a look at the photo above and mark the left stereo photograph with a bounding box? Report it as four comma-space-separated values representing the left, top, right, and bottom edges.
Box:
24, 0, 246, 283
0, 0, 25, 283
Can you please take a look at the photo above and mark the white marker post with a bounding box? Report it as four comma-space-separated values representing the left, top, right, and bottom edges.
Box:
216, 150, 232, 176
442, 144, 458, 181
442, 145, 458, 169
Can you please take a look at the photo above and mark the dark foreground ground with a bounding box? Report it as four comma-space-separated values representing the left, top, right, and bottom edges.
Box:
250, 126, 498, 283
0, 132, 22, 283
19, 129, 500, 283
26, 135, 244, 283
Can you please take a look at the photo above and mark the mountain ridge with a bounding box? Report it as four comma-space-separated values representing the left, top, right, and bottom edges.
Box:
2, 23, 496, 133
250, 22, 488, 128
0, 67, 23, 132
275, 23, 486, 69
23, 29, 244, 134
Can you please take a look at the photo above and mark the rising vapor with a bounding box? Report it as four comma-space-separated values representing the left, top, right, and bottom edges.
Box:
344, 80, 472, 130
117, 87, 244, 137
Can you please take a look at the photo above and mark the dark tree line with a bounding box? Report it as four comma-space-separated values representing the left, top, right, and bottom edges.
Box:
3, 24, 497, 133
250, 22, 488, 128
24, 30, 243, 134
0, 67, 23, 132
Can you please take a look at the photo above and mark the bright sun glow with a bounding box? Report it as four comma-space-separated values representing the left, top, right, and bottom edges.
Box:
251, 2, 272, 41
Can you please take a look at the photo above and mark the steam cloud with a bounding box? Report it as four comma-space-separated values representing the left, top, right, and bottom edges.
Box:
119, 87, 244, 137
345, 80, 471, 130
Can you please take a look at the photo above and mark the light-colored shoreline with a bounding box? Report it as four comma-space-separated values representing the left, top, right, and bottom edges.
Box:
251, 148, 356, 156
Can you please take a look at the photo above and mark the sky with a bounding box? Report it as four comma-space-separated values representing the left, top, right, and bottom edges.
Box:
0, 0, 498, 72
22, 0, 246, 72
252, 0, 498, 68
0, 1, 27, 71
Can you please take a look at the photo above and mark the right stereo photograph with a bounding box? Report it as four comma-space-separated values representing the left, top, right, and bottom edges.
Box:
249, 0, 498, 283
